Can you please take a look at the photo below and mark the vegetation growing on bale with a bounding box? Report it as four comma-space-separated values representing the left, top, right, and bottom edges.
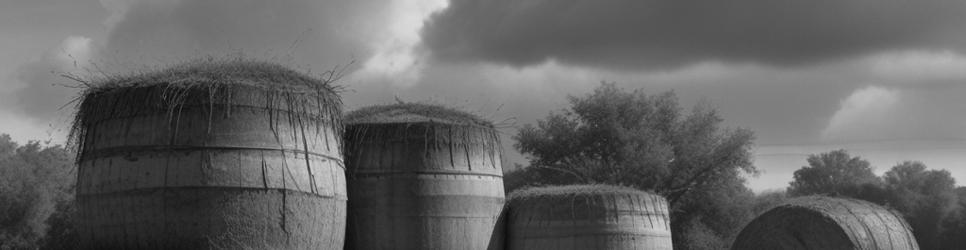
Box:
345, 102, 492, 126
508, 184, 645, 201
68, 59, 345, 162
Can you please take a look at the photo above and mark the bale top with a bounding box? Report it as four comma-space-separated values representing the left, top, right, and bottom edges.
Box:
85, 59, 337, 92
69, 59, 343, 162
345, 103, 492, 127
508, 184, 649, 202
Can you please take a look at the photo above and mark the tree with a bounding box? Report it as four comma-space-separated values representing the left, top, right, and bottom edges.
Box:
787, 149, 881, 198
883, 161, 957, 250
514, 82, 756, 249
939, 187, 966, 250
0, 134, 76, 249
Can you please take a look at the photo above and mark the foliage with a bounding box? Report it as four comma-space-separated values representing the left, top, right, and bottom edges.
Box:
512, 82, 757, 249
0, 134, 76, 249
786, 151, 964, 250
787, 149, 881, 197
883, 161, 958, 250
939, 187, 966, 250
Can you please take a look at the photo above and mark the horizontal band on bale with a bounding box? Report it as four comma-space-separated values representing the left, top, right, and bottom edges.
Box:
350, 171, 503, 178
76, 186, 348, 200
82, 145, 344, 165
76, 186, 346, 249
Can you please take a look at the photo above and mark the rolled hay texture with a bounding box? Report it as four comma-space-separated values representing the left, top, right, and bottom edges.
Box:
343, 103, 505, 250
731, 196, 919, 250
70, 60, 346, 249
506, 185, 673, 250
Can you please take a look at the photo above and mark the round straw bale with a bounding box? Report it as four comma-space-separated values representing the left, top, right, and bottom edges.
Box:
731, 196, 919, 250
71, 60, 346, 249
343, 103, 505, 250
506, 185, 673, 250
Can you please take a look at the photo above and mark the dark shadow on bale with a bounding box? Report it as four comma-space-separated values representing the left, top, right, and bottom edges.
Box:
731, 196, 919, 250
506, 185, 673, 250
69, 59, 347, 250
343, 103, 505, 250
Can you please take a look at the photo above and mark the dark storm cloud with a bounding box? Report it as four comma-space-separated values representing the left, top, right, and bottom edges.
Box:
100, 0, 391, 72
422, 0, 966, 70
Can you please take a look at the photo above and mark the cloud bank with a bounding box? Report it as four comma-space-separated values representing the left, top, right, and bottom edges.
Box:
422, 0, 966, 70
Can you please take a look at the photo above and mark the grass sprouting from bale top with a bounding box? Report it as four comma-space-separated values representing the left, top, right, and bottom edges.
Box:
507, 184, 650, 202
68, 59, 345, 162
344, 102, 492, 127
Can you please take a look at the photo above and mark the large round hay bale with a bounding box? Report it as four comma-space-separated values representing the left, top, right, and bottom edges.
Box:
71, 60, 346, 249
507, 185, 672, 250
731, 196, 919, 250
343, 103, 505, 250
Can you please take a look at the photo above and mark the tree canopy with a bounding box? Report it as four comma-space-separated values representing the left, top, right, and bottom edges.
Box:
512, 82, 757, 249
0, 134, 76, 249
787, 149, 881, 197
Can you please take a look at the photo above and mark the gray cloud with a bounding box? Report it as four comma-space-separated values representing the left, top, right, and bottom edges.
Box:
422, 0, 966, 70
5, 0, 399, 122
97, 0, 394, 73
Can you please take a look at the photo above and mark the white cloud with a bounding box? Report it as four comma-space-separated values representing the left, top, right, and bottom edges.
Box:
354, 0, 448, 87
822, 85, 966, 142
53, 36, 94, 70
822, 86, 902, 141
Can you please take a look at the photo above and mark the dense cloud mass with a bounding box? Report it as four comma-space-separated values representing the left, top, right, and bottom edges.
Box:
422, 0, 966, 70
99, 0, 391, 71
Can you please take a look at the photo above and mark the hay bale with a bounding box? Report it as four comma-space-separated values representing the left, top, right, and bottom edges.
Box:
506, 185, 673, 250
343, 103, 505, 250
71, 60, 346, 249
731, 196, 919, 250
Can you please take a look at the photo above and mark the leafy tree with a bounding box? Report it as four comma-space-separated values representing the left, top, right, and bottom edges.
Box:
0, 134, 76, 249
939, 187, 966, 250
787, 149, 881, 198
883, 161, 957, 250
513, 82, 756, 249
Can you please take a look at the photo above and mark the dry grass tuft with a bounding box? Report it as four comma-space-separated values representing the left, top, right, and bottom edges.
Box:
345, 102, 492, 127
507, 184, 648, 202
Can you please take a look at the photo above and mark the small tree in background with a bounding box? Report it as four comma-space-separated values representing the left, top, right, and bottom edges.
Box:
513, 82, 757, 250
883, 161, 958, 250
787, 149, 882, 198
0, 134, 76, 249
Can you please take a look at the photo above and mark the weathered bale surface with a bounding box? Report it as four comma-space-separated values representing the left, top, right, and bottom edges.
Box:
71, 60, 346, 249
344, 103, 505, 250
731, 196, 919, 250
507, 185, 672, 250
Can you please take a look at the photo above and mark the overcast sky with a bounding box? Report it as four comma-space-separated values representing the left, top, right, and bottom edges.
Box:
3, 0, 966, 191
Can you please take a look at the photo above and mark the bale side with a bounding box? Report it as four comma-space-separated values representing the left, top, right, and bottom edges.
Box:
507, 185, 673, 250
731, 196, 919, 250
73, 60, 347, 250
344, 113, 505, 250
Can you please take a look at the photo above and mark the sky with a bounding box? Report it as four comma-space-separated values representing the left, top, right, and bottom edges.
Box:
3, 0, 966, 192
